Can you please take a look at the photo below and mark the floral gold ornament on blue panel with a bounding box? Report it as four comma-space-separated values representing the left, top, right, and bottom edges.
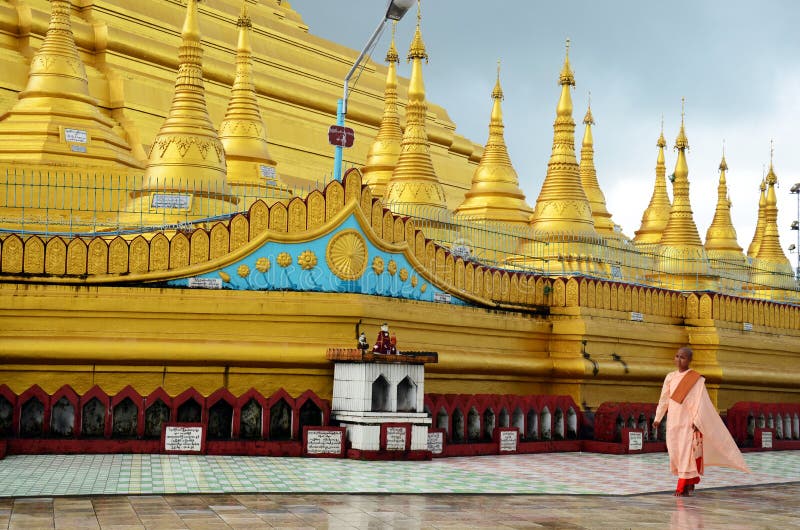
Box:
167, 216, 466, 306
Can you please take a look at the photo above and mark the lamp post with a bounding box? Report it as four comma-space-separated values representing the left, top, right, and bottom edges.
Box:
331, 0, 415, 182
791, 183, 800, 280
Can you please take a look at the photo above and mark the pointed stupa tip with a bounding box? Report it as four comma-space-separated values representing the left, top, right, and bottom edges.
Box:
492, 60, 504, 100
559, 38, 575, 86
657, 117, 667, 147
719, 154, 728, 173
236, 3, 252, 52
675, 98, 689, 149
583, 95, 594, 125
766, 141, 777, 185
408, 1, 428, 62
386, 21, 399, 63
183, 0, 201, 41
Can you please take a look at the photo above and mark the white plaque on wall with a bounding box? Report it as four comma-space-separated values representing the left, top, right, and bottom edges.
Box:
427, 431, 443, 455
151, 194, 191, 209
164, 426, 203, 452
386, 426, 407, 450
499, 430, 518, 452
188, 277, 223, 289
628, 431, 643, 451
306, 429, 343, 455
64, 128, 88, 143
762, 431, 773, 449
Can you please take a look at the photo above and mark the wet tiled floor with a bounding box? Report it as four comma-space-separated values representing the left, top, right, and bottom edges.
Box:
0, 485, 799, 529
0, 451, 798, 528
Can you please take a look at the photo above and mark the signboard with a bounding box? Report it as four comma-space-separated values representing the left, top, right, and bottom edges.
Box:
380, 423, 411, 451
628, 430, 643, 451
70, 145, 87, 153
259, 165, 277, 181
743, 322, 753, 332
304, 427, 346, 457
188, 277, 223, 289
162, 423, 205, 454
499, 430, 518, 453
328, 125, 355, 148
427, 430, 444, 455
64, 128, 88, 143
761, 431, 773, 449
433, 292, 452, 304
630, 312, 644, 322
151, 194, 192, 210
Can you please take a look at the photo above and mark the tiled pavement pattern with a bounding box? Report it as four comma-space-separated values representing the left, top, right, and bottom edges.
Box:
0, 485, 798, 529
1, 451, 799, 497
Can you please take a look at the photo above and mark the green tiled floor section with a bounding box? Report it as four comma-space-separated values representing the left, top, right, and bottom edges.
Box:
1, 451, 798, 497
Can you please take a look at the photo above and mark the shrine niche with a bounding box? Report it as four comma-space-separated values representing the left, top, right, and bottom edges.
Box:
81, 398, 106, 437
144, 400, 170, 439
20, 397, 44, 437
112, 398, 138, 438
239, 398, 263, 439
269, 399, 292, 440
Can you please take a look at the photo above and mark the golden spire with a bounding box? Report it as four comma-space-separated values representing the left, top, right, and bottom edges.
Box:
384, 0, 447, 213
122, 0, 236, 224
705, 149, 743, 255
754, 148, 790, 263
658, 100, 704, 248
0, 0, 143, 169
747, 177, 768, 257
454, 61, 533, 226
362, 21, 403, 199
634, 119, 672, 245
529, 39, 595, 234
219, 2, 281, 189
578, 94, 617, 236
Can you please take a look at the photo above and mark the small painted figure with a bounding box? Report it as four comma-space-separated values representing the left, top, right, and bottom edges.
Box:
358, 332, 369, 352
373, 322, 392, 354
390, 332, 398, 354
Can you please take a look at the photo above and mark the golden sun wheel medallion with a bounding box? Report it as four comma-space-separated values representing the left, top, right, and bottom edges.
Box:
327, 230, 368, 280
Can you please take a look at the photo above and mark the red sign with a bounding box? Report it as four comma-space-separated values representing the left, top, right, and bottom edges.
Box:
328, 125, 355, 148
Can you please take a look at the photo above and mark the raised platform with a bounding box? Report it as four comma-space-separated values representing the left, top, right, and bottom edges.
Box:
326, 348, 438, 364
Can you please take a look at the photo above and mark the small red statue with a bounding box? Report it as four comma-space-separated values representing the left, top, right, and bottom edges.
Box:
373, 322, 397, 354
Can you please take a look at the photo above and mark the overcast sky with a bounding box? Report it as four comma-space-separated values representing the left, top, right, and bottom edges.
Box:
291, 0, 800, 268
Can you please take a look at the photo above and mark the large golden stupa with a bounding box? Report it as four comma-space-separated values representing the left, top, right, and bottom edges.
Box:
0, 0, 798, 434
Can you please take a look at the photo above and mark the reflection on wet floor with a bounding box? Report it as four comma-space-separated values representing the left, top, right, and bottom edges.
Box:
1, 484, 798, 529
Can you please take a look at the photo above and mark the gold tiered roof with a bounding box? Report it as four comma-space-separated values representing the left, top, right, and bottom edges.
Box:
453, 63, 533, 226
705, 154, 744, 256
578, 101, 617, 236
385, 4, 448, 214
361, 22, 403, 199
219, 3, 282, 191
0, 0, 142, 170
633, 126, 672, 245
122, 0, 237, 224
747, 178, 767, 258
529, 41, 595, 235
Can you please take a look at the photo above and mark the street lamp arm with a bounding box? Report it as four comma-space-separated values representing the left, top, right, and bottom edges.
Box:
341, 16, 389, 116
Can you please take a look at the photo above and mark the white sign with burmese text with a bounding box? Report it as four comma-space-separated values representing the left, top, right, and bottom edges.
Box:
164, 426, 203, 452
306, 430, 343, 455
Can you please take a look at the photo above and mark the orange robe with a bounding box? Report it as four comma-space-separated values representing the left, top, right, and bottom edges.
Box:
655, 370, 749, 479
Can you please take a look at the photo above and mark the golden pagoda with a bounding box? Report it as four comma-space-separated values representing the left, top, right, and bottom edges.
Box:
654, 101, 713, 289
361, 22, 403, 199
578, 99, 618, 236
528, 41, 595, 236
747, 178, 768, 258
120, 0, 237, 226
750, 152, 796, 293
384, 2, 448, 215
633, 124, 671, 246
453, 63, 533, 227
704, 152, 747, 279
218, 2, 287, 200
0, 0, 143, 170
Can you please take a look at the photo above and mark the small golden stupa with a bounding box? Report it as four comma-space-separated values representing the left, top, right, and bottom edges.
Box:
634, 124, 672, 247
361, 22, 403, 199
120, 0, 237, 226
218, 3, 286, 200
0, 0, 143, 170
384, 3, 448, 215
453, 62, 533, 227
704, 152, 747, 278
578, 99, 618, 237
